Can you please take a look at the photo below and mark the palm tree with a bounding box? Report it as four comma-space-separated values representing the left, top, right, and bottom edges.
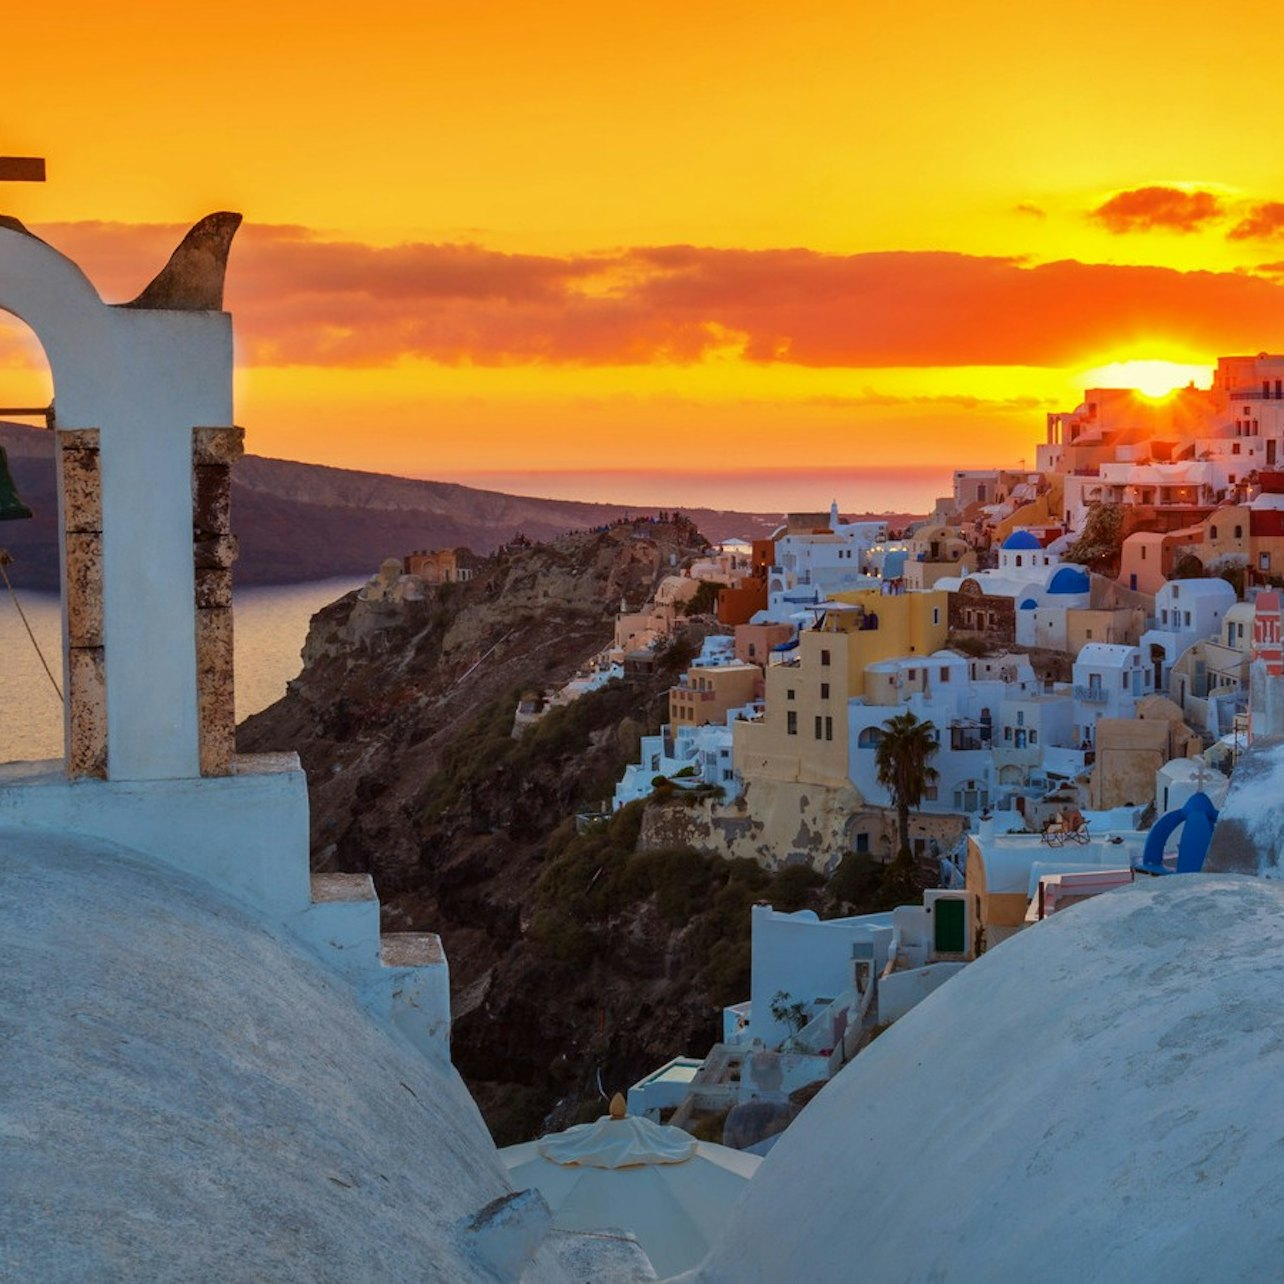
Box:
874, 711, 940, 863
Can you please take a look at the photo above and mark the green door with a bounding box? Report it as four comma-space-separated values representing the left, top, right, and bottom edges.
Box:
934, 898, 966, 954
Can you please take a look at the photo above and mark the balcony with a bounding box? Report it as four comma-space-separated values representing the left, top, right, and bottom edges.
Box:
1073, 685, 1109, 703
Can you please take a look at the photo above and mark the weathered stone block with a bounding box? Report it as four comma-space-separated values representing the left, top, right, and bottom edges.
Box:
67, 646, 107, 779
192, 463, 232, 536
194, 534, 239, 570
58, 428, 101, 453
192, 425, 245, 467
194, 566, 233, 611
60, 444, 102, 534
64, 532, 104, 647
196, 606, 235, 776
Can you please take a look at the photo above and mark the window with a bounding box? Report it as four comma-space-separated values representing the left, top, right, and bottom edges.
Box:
787, 711, 797, 735
855, 832, 869, 854
857, 726, 882, 748
924, 785, 939, 802
1016, 711, 1025, 727
787, 688, 795, 700
820, 649, 831, 666
825, 716, 833, 741
1235, 525, 1243, 539
1184, 612, 1192, 628
723, 769, 735, 781
747, 643, 756, 658
1085, 628, 1093, 639
1262, 553, 1273, 572
1211, 525, 1219, 539
820, 682, 830, 699
940, 667, 950, 682
1029, 729, 1038, 744
933, 607, 940, 625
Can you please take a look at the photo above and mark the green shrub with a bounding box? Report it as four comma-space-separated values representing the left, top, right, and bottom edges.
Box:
766, 863, 824, 912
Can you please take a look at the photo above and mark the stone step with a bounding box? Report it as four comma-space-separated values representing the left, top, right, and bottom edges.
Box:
374, 931, 451, 1064
380, 931, 445, 968
310, 871, 377, 904
298, 873, 381, 978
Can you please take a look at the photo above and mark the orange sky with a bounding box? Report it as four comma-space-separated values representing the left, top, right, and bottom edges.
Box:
5, 0, 1284, 510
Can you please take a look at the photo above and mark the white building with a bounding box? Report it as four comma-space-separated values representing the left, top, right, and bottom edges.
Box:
613, 714, 748, 809
1072, 642, 1154, 745
761, 509, 888, 621
736, 903, 894, 1050
1139, 577, 1236, 691
849, 651, 1047, 815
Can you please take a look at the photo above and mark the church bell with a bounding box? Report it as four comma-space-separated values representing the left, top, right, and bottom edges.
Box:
0, 446, 33, 521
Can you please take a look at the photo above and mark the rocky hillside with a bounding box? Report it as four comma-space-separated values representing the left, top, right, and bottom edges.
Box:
238, 519, 729, 1140
0, 421, 778, 588
239, 517, 918, 1143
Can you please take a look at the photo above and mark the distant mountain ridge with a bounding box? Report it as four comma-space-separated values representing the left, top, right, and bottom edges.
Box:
0, 422, 787, 589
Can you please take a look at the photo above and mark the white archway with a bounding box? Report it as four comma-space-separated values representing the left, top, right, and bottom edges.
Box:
0, 218, 235, 780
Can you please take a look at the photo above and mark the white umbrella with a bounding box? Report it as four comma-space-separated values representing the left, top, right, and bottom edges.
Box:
500, 1096, 760, 1277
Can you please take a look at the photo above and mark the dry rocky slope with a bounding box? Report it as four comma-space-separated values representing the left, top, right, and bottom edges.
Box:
0, 421, 777, 588
239, 519, 774, 1143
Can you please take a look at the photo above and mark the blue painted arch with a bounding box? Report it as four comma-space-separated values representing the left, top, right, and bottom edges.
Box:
1137, 791, 1219, 875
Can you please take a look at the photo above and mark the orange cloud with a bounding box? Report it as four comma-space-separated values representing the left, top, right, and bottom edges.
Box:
1091, 186, 1222, 234
1227, 202, 1284, 241
14, 221, 1284, 372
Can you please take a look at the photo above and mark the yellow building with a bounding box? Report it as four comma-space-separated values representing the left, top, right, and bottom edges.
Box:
733, 590, 948, 788
669, 663, 760, 729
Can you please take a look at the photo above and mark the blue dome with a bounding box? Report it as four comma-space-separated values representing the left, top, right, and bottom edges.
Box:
1001, 531, 1042, 551
1019, 598, 1038, 610
1048, 566, 1090, 595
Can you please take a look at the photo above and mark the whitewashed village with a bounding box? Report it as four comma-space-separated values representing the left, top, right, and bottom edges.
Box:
9, 184, 1284, 1282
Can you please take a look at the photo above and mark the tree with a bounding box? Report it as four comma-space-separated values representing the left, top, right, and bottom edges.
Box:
874, 711, 940, 864
1063, 502, 1124, 575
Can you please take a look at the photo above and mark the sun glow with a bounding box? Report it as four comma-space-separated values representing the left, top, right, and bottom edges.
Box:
1078, 358, 1213, 401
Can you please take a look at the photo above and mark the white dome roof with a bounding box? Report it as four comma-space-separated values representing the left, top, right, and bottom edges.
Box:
694, 876, 1284, 1283
1, 828, 573, 1282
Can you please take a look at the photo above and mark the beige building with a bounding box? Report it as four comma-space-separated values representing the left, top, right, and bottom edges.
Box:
734, 590, 948, 789
669, 662, 760, 729
734, 622, 794, 667
1065, 606, 1146, 652
1088, 696, 1202, 809
1169, 601, 1253, 733
903, 525, 976, 591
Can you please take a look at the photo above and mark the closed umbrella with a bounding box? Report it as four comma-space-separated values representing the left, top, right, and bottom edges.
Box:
500, 1095, 760, 1277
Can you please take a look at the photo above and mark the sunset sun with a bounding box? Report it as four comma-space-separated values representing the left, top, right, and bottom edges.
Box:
1079, 358, 1214, 400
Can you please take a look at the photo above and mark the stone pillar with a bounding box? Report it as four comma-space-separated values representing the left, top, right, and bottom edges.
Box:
192, 427, 244, 776
59, 429, 107, 779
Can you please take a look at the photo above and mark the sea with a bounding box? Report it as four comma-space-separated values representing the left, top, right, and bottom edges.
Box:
0, 578, 359, 763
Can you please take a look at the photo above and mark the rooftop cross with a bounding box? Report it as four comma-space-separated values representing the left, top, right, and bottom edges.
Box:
0, 157, 46, 183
